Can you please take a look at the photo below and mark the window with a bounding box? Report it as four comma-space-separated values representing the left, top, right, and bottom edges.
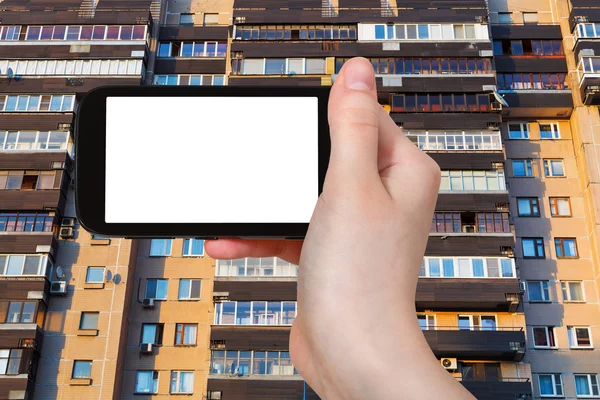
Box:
522, 238, 545, 258
0, 131, 71, 152
523, 12, 539, 25
0, 26, 21, 41
419, 257, 514, 278
476, 213, 510, 233
0, 212, 54, 232
390, 93, 491, 113
544, 159, 565, 177
211, 350, 298, 376
183, 239, 204, 256
85, 266, 104, 283
180, 14, 194, 25
555, 238, 578, 258
418, 315, 435, 330
508, 123, 529, 139
145, 279, 168, 300
404, 130, 502, 151
171, 371, 194, 394
431, 213, 460, 233
528, 281, 550, 302
339, 57, 493, 75
79, 312, 99, 330
135, 371, 158, 394
24, 25, 145, 41
548, 197, 572, 217
0, 59, 142, 77
0, 350, 21, 375
5, 301, 36, 323
208, 392, 222, 400
533, 326, 556, 348
539, 374, 563, 397
512, 159, 534, 177
72, 360, 92, 379
175, 323, 197, 345
575, 374, 599, 396
539, 123, 560, 139
214, 301, 297, 325
0, 95, 75, 112
562, 281, 584, 302
149, 239, 172, 256
439, 170, 506, 191
204, 13, 219, 25
458, 315, 497, 331
216, 257, 298, 277
141, 323, 163, 345
0, 254, 50, 277
157, 41, 226, 57
517, 198, 540, 217
498, 12, 513, 24
178, 279, 201, 300
461, 363, 501, 382
568, 326, 593, 348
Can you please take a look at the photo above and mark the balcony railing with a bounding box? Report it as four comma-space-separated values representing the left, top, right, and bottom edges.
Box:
577, 56, 600, 85
456, 377, 530, 383
422, 326, 523, 331
406, 131, 502, 151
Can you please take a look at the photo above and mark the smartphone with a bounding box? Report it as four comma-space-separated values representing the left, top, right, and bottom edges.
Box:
75, 85, 331, 239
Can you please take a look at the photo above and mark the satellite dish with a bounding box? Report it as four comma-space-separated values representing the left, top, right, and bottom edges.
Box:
105, 270, 113, 282
113, 274, 121, 285
56, 266, 65, 279
7, 68, 14, 79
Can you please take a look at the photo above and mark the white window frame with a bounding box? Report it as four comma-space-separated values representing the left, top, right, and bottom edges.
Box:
527, 280, 550, 302
532, 326, 557, 348
417, 314, 436, 330
538, 374, 563, 397
561, 281, 585, 302
508, 122, 529, 139
182, 239, 204, 257
543, 159, 565, 177
439, 170, 507, 192
214, 301, 298, 326
135, 371, 159, 394
539, 123, 560, 139
568, 326, 593, 348
575, 374, 600, 397
170, 371, 194, 394
457, 314, 498, 330
178, 279, 201, 300
85, 266, 105, 283
419, 257, 515, 279
0, 254, 49, 277
149, 239, 172, 257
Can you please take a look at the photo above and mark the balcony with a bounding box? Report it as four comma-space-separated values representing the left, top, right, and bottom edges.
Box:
417, 278, 521, 312
423, 326, 526, 361
461, 378, 532, 400
210, 326, 291, 349
207, 377, 319, 399
569, 4, 600, 33
576, 56, 600, 105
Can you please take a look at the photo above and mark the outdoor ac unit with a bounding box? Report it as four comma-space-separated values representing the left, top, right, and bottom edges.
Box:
490, 102, 502, 111
440, 358, 457, 370
519, 281, 527, 293
462, 225, 476, 233
142, 298, 155, 308
140, 343, 153, 354
59, 227, 74, 239
61, 218, 75, 227
50, 281, 67, 296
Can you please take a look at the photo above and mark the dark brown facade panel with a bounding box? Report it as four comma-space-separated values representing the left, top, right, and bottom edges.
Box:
0, 376, 33, 400
228, 77, 324, 86
462, 381, 532, 400
569, 6, 600, 30
423, 329, 525, 361
0, 9, 152, 25
0, 190, 66, 212
210, 326, 291, 350
159, 26, 229, 41
501, 92, 573, 119
0, 44, 147, 60
0, 278, 48, 301
231, 41, 492, 58
425, 235, 514, 257
0, 327, 42, 349
574, 41, 600, 64
428, 152, 505, 170
213, 281, 297, 301
416, 278, 520, 312
0, 77, 143, 94
490, 25, 563, 40
376, 76, 496, 95
0, 153, 72, 171
391, 113, 502, 130
207, 378, 320, 400
436, 193, 510, 212
0, 234, 58, 255
154, 59, 227, 74
0, 115, 74, 132
494, 57, 568, 73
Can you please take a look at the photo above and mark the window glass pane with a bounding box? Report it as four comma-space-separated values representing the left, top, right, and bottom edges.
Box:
472, 259, 485, 277
73, 361, 92, 378
6, 255, 23, 275
86, 267, 104, 283
80, 312, 99, 330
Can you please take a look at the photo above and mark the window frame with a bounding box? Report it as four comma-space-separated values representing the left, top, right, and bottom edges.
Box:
178, 279, 201, 300
140, 323, 164, 345
182, 239, 204, 257
175, 323, 198, 346
527, 280, 551, 302
145, 278, 168, 300
79, 312, 99, 330
72, 360, 92, 379
561, 281, 585, 302
532, 326, 557, 349
554, 238, 578, 259
568, 326, 593, 349
517, 197, 540, 217
549, 197, 571, 217
574, 374, 599, 397
539, 123, 560, 139
135, 370, 159, 394
85, 266, 105, 283
149, 239, 172, 257
5, 301, 37, 324
538, 373, 563, 397
170, 370, 195, 394
508, 122, 529, 139
0, 349, 22, 375
512, 159, 534, 177
543, 159, 565, 177
522, 237, 545, 259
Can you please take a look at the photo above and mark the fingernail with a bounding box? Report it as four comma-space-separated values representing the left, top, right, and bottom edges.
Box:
344, 63, 374, 91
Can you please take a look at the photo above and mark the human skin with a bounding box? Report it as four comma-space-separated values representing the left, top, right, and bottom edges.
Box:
205, 57, 475, 400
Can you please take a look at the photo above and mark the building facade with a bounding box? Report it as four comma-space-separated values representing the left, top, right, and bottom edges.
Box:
0, 0, 598, 399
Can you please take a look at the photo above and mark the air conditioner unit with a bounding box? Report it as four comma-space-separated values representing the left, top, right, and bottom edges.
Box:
234, 16, 246, 23
440, 358, 457, 370
50, 281, 67, 296
462, 225, 476, 233
51, 161, 65, 170
501, 246, 515, 257
18, 338, 38, 350
59, 227, 74, 239
519, 281, 527, 293
142, 298, 155, 308
61, 217, 75, 227
490, 102, 502, 111
487, 122, 501, 130
140, 343, 153, 354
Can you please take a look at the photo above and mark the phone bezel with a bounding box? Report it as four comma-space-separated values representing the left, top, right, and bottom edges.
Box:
75, 85, 331, 238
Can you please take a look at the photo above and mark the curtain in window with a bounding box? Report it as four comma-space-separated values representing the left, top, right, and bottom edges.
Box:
575, 376, 590, 395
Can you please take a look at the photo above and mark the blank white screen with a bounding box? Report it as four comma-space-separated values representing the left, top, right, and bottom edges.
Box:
105, 96, 319, 223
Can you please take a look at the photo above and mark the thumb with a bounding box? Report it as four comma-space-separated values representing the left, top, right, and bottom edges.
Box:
326, 58, 384, 194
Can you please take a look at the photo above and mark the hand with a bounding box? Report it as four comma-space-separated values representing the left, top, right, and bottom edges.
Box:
206, 57, 475, 400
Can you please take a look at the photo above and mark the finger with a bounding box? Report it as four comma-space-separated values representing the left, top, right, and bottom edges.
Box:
204, 239, 303, 265
327, 57, 383, 192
